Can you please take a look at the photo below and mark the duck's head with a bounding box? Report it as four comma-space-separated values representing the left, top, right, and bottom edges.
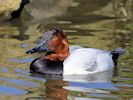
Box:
26, 28, 69, 61
27, 28, 69, 75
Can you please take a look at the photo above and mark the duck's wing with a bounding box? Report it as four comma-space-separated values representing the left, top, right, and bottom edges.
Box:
86, 52, 114, 74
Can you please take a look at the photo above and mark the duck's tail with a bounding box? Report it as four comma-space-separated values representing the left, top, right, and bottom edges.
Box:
111, 48, 125, 66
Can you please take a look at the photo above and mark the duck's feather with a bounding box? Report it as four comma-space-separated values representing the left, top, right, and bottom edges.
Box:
63, 48, 114, 75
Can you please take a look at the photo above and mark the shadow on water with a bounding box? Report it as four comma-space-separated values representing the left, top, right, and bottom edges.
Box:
56, 0, 111, 23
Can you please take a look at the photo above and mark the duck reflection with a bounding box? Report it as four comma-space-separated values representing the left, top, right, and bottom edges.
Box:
26, 67, 118, 100
45, 79, 68, 100
25, 78, 69, 100
63, 68, 119, 96
63, 69, 118, 83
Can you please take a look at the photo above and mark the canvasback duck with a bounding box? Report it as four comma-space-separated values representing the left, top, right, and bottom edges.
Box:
26, 28, 125, 75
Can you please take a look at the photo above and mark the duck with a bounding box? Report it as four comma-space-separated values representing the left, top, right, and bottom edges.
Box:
26, 28, 125, 75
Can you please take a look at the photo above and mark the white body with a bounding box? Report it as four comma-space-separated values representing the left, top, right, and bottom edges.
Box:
63, 46, 114, 75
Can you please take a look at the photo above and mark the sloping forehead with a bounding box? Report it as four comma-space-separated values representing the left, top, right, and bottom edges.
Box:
43, 29, 56, 39
41, 28, 64, 42
44, 28, 63, 38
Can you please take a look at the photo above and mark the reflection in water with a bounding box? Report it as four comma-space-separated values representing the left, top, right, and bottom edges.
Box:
63, 69, 119, 95
45, 79, 68, 100
0, 85, 27, 95
26, 69, 118, 100
112, 24, 133, 48
0, 77, 40, 87
63, 70, 114, 83
25, 79, 68, 100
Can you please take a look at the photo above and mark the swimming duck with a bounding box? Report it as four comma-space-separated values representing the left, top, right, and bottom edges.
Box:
26, 28, 125, 75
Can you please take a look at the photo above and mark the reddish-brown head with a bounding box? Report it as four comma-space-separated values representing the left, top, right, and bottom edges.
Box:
48, 28, 68, 53
46, 28, 70, 61
26, 28, 70, 61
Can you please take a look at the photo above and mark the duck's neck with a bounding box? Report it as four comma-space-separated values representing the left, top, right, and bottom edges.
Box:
45, 37, 70, 61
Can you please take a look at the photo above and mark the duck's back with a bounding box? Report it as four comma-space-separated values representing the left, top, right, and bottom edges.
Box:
63, 48, 114, 75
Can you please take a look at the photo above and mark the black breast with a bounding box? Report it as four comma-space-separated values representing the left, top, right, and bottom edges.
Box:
30, 57, 63, 75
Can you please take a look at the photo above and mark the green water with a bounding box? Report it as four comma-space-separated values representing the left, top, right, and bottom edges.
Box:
0, 0, 133, 100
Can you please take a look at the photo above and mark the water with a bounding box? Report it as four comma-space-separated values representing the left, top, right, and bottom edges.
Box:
0, 0, 133, 100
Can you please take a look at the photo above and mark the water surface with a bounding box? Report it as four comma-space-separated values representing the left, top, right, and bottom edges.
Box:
0, 0, 133, 100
